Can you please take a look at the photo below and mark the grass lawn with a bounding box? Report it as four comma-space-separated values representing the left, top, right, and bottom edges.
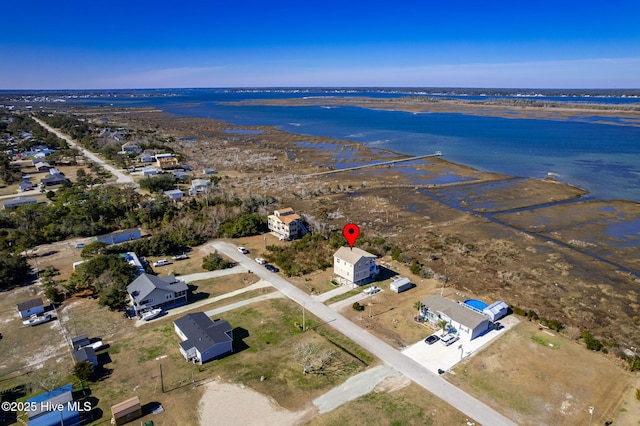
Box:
307, 382, 472, 426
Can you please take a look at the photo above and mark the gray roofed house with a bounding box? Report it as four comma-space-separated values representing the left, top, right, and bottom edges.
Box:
3, 197, 38, 209
127, 273, 188, 315
174, 313, 233, 364
40, 173, 69, 186
71, 334, 91, 351
94, 228, 141, 245
16, 297, 45, 319
163, 189, 184, 201
74, 346, 98, 366
421, 295, 491, 341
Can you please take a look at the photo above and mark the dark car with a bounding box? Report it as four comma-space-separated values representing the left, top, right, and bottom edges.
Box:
264, 264, 279, 272
425, 335, 440, 345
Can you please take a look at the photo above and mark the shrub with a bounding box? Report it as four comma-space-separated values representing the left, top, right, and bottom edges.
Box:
202, 251, 231, 271
352, 302, 365, 311
580, 331, 604, 351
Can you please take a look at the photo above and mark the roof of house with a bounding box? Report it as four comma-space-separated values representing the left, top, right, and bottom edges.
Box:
334, 246, 377, 265
74, 346, 97, 363
41, 174, 68, 184
26, 384, 75, 420
174, 313, 232, 353
191, 178, 210, 187
95, 228, 141, 242
72, 334, 91, 350
111, 396, 141, 418
275, 207, 294, 215
423, 295, 489, 330
127, 273, 189, 304
278, 213, 301, 224
164, 189, 183, 196
17, 297, 43, 311
3, 197, 38, 208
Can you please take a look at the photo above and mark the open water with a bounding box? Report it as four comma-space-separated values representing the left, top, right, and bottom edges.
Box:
61, 88, 640, 202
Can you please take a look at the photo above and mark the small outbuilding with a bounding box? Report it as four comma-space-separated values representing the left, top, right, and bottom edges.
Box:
483, 300, 509, 321
72, 334, 91, 351
164, 189, 184, 201
390, 276, 412, 293
111, 396, 142, 426
17, 298, 45, 319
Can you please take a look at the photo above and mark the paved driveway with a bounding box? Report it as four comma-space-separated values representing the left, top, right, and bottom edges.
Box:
403, 315, 520, 374
212, 240, 517, 426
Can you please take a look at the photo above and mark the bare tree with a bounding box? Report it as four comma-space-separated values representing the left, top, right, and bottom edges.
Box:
293, 342, 335, 374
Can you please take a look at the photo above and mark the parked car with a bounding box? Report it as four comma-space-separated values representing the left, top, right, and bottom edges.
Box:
363, 286, 380, 295
153, 259, 169, 267
237, 247, 249, 254
424, 335, 440, 345
264, 264, 279, 272
75, 242, 86, 249
171, 254, 188, 260
255, 258, 267, 264
440, 333, 460, 346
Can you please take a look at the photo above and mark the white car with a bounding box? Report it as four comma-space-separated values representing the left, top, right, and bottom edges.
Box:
440, 333, 460, 346
153, 259, 169, 267
363, 286, 381, 295
237, 247, 249, 254
254, 258, 267, 265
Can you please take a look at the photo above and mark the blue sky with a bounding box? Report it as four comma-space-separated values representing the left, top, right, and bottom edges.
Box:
2, 1, 639, 89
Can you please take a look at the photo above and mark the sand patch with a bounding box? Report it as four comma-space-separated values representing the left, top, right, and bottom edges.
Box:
199, 381, 308, 426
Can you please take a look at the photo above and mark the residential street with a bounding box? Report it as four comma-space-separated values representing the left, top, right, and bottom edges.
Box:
32, 117, 135, 185
212, 240, 517, 426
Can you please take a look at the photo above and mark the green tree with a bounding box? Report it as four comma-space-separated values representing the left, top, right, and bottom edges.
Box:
202, 251, 231, 271
73, 361, 94, 382
0, 254, 31, 290
217, 213, 267, 238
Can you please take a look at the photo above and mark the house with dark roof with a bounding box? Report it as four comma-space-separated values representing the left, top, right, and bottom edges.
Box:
174, 313, 233, 364
94, 228, 141, 245
40, 173, 69, 187
127, 273, 188, 316
333, 246, 379, 287
74, 346, 98, 366
3, 197, 38, 209
421, 295, 492, 341
71, 334, 91, 351
16, 298, 45, 319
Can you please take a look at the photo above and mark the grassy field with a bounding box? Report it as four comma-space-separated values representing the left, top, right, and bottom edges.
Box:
447, 321, 633, 425
1, 284, 374, 425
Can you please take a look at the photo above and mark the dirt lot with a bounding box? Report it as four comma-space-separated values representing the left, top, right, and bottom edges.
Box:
448, 320, 635, 425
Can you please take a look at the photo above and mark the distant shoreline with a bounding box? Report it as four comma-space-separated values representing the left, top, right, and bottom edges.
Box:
225, 96, 640, 127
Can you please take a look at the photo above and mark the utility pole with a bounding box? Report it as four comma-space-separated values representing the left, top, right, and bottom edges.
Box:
302, 303, 306, 331
160, 363, 165, 393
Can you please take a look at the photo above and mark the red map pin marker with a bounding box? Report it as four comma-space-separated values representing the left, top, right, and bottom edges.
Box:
342, 223, 360, 250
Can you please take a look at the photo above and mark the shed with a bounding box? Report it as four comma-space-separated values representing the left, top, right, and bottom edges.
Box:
17, 298, 45, 319
390, 276, 412, 293
483, 300, 509, 321
111, 396, 142, 426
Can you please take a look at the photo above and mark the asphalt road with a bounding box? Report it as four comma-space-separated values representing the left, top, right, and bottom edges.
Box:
212, 241, 517, 426
32, 117, 135, 185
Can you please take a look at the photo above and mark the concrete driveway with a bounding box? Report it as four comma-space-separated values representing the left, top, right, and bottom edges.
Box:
403, 315, 520, 374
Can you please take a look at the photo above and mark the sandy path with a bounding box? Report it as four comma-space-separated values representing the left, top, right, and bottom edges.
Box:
199, 381, 308, 426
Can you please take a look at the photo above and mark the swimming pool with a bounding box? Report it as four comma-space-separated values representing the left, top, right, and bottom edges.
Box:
464, 299, 488, 311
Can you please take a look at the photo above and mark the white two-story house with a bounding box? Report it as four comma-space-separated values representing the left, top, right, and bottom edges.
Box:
333, 246, 379, 287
